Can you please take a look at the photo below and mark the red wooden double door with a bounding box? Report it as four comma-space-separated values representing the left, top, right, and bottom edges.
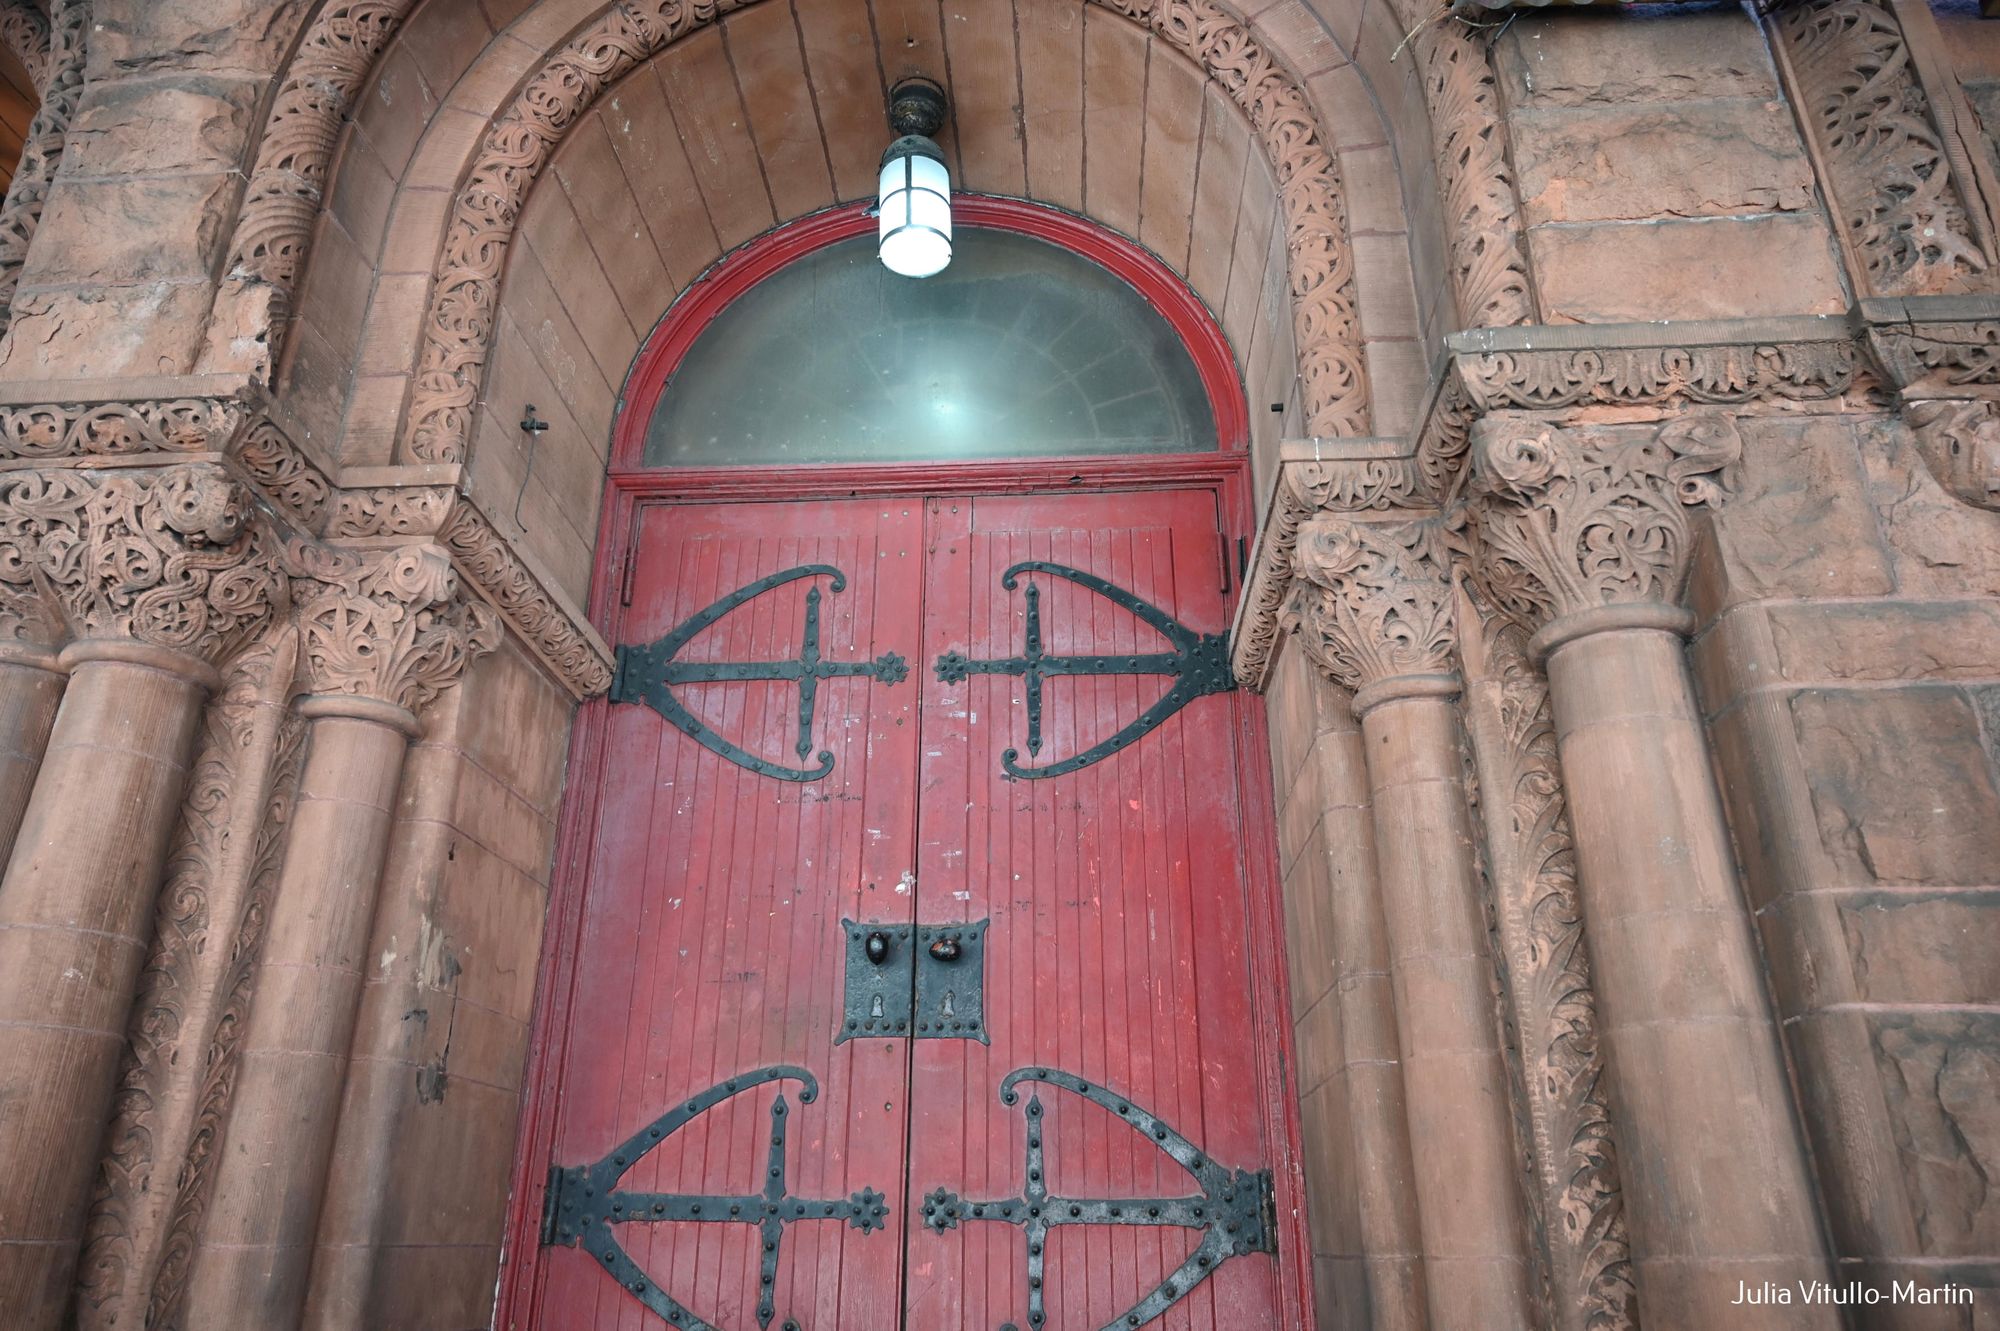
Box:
525, 489, 1292, 1331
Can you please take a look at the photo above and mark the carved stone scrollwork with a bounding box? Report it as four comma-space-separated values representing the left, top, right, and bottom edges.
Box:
1459, 412, 1742, 649
436, 502, 614, 697
1773, 0, 1996, 295
1905, 398, 2000, 510
1231, 452, 1431, 690
0, 0, 83, 332
1456, 593, 1637, 1331
289, 541, 502, 720
1409, 18, 1534, 328
211, 1, 416, 368
0, 0, 50, 96
26, 464, 289, 672
1284, 513, 1458, 710
402, 0, 1369, 463
0, 467, 91, 651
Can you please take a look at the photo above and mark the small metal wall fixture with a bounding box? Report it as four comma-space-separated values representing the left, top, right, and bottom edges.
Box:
921, 1067, 1277, 1331
541, 1066, 888, 1331
838, 918, 989, 1043
934, 561, 1236, 779
612, 564, 909, 781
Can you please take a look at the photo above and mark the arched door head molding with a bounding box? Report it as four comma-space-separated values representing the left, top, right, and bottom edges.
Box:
216, 0, 1372, 465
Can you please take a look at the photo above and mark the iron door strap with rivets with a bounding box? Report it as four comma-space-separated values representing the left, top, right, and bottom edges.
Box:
611, 563, 910, 782
542, 1067, 890, 1331
933, 560, 1236, 779
538, 491, 1291, 1331
920, 1068, 1277, 1331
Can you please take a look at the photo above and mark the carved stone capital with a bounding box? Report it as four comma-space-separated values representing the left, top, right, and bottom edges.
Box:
1284, 513, 1458, 712
1460, 412, 1742, 654
7, 464, 288, 676
289, 541, 502, 722
1904, 398, 2000, 510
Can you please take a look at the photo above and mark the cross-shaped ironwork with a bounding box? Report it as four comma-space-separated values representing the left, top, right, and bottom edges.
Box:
920, 1067, 1275, 1331
934, 561, 1234, 779
614, 564, 909, 781
542, 1065, 889, 1331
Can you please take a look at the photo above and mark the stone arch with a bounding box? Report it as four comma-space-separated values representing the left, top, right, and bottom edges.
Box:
401, 0, 1367, 464
218, 0, 1419, 469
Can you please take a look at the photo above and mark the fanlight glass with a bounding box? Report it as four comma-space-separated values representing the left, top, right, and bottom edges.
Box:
878, 139, 952, 278
643, 229, 1220, 466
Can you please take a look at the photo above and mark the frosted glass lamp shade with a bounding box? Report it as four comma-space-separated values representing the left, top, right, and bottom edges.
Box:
878, 137, 952, 278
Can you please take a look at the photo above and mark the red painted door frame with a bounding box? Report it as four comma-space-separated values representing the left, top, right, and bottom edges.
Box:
494, 200, 1313, 1331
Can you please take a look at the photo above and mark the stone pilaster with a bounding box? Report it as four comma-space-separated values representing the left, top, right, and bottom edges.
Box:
1460, 412, 1836, 1330
1289, 512, 1535, 1331
181, 542, 496, 1331
0, 464, 284, 1331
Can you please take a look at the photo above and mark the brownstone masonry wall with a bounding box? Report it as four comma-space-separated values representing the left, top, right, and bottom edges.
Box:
0, 2, 1994, 1330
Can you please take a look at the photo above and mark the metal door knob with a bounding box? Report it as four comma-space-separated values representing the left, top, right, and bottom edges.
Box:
928, 936, 961, 962
865, 932, 891, 965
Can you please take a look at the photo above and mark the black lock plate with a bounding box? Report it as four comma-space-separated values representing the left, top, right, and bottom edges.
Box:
914, 920, 988, 1044
838, 918, 989, 1044
838, 921, 913, 1041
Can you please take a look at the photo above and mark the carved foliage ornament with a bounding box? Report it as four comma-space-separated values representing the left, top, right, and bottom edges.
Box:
290, 541, 502, 714
1230, 453, 1430, 689
1410, 18, 1533, 327
1461, 413, 1742, 630
1285, 514, 1456, 692
1775, 0, 1991, 295
1905, 397, 2000, 510
0, 464, 287, 666
0, 0, 50, 96
226, 2, 412, 302
1455, 600, 1636, 1331
402, 0, 1369, 462
0, 0, 84, 331
438, 502, 613, 695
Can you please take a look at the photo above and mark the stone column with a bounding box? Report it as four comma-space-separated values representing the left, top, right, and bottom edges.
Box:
0, 644, 64, 867
0, 466, 282, 1329
1290, 513, 1534, 1331
1462, 413, 1835, 1329
1311, 704, 1429, 1329
181, 543, 496, 1330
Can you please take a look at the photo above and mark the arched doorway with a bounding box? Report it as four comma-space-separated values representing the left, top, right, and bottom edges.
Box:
502, 199, 1306, 1331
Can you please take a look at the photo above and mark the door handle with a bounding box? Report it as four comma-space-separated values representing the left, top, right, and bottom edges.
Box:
865, 931, 892, 965
927, 935, 961, 962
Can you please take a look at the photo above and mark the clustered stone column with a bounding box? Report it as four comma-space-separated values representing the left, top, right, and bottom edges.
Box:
0, 466, 284, 1325
1459, 413, 1836, 1328
1289, 513, 1535, 1331
183, 543, 497, 1328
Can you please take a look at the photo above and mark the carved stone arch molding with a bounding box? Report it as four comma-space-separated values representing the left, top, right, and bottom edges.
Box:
217, 0, 1373, 456
0, 0, 83, 334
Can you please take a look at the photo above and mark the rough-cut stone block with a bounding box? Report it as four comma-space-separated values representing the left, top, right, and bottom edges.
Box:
23, 175, 235, 286
64, 75, 258, 177
1770, 601, 2000, 686
1837, 890, 2000, 1006
1527, 214, 1847, 323
1873, 1012, 2000, 1256
1695, 415, 1894, 619
1511, 99, 1815, 225
1863, 420, 2000, 599
90, 0, 310, 77
1496, 9, 1780, 107
1791, 687, 2000, 886
0, 285, 213, 378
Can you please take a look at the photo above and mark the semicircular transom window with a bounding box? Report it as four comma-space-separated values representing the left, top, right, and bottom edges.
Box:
643, 228, 1220, 466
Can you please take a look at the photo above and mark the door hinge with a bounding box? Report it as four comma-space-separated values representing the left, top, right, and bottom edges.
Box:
617, 544, 639, 607
1258, 1168, 1280, 1252
538, 1162, 571, 1247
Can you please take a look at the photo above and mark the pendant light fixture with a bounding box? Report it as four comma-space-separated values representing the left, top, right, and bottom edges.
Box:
877, 77, 952, 278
